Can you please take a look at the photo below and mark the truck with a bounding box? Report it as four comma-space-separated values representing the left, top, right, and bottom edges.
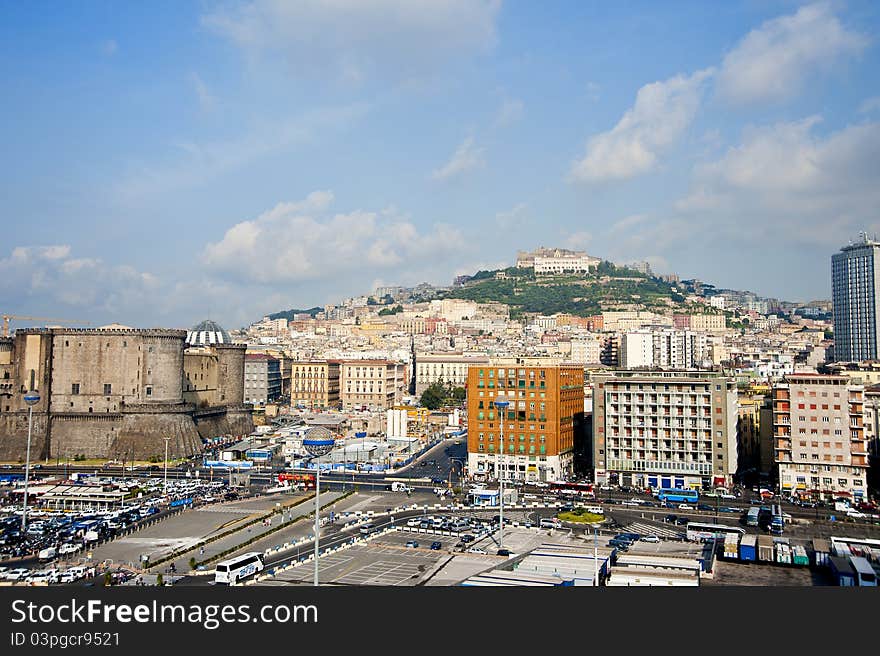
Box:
757, 535, 774, 562
389, 482, 414, 493
792, 544, 809, 566
739, 534, 757, 562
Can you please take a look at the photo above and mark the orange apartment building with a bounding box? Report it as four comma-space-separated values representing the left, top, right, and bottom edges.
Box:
466, 360, 584, 483
772, 373, 869, 501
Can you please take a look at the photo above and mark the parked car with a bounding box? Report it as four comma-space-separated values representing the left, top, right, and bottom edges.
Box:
664, 514, 678, 523
430, 541, 442, 550
466, 546, 487, 554
405, 540, 419, 548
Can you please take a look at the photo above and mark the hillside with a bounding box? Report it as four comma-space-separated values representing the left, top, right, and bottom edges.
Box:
439, 262, 687, 318
267, 307, 324, 321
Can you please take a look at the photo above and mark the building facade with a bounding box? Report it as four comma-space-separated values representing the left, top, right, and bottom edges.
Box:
832, 235, 880, 362
415, 353, 489, 396
340, 360, 407, 410
772, 374, 868, 501
466, 361, 585, 483
592, 371, 739, 489
290, 360, 341, 409
244, 353, 282, 405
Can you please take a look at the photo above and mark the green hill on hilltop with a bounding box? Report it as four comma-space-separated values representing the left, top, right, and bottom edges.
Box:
440, 262, 684, 318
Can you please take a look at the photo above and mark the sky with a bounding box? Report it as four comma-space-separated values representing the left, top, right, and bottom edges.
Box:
1, 0, 879, 329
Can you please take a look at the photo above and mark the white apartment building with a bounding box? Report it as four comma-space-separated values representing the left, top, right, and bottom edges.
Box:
569, 338, 602, 365
592, 371, 739, 489
620, 329, 710, 370
832, 235, 880, 362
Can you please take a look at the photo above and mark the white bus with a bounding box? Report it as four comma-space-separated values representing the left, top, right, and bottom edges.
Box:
214, 552, 265, 585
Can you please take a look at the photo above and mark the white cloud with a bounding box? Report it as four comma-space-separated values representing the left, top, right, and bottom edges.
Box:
565, 231, 592, 250
495, 98, 524, 127
431, 137, 486, 181
0, 246, 160, 318
569, 68, 714, 184
675, 117, 880, 247
716, 2, 868, 106
191, 73, 216, 111
859, 96, 880, 114
495, 203, 528, 228
202, 191, 467, 284
114, 103, 369, 200
202, 0, 501, 86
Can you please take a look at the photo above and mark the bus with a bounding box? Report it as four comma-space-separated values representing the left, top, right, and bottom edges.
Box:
745, 506, 761, 527
214, 552, 265, 585
770, 504, 784, 535
686, 522, 746, 542
549, 481, 595, 499
655, 488, 699, 504
278, 473, 315, 490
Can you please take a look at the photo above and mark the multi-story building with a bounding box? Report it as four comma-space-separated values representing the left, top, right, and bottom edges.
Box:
592, 371, 739, 489
290, 360, 341, 409
244, 353, 282, 405
687, 314, 727, 333
415, 353, 489, 396
832, 234, 880, 362
466, 360, 585, 483
772, 373, 868, 501
863, 384, 880, 495
569, 338, 602, 365
340, 360, 407, 410
620, 330, 710, 370
534, 254, 600, 276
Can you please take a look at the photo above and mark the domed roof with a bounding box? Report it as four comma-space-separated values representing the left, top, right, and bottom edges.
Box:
187, 319, 231, 346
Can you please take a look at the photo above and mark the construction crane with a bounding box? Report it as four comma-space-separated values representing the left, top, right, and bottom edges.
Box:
2, 315, 91, 338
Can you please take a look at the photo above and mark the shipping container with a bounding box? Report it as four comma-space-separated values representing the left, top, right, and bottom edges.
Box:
812, 539, 830, 567
723, 533, 740, 559
792, 545, 809, 567
739, 534, 757, 562
757, 535, 774, 562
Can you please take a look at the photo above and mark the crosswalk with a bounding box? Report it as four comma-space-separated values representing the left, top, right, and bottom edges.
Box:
622, 521, 684, 539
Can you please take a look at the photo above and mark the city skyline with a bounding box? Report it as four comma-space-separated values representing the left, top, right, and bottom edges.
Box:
2, 1, 879, 328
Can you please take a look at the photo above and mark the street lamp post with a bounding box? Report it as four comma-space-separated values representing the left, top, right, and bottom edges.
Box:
493, 394, 510, 552
303, 427, 335, 587
163, 436, 172, 499
21, 389, 41, 533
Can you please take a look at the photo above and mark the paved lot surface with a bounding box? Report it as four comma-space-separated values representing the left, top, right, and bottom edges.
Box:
705, 560, 834, 586
86, 491, 317, 568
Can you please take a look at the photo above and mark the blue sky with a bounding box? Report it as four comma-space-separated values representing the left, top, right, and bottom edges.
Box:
2, 1, 879, 329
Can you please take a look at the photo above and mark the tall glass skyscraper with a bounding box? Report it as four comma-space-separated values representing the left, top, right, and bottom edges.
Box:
832, 234, 880, 362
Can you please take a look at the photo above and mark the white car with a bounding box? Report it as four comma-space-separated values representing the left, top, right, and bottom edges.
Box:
406, 518, 421, 528
678, 504, 694, 510
466, 547, 487, 554
59, 543, 81, 555
5, 568, 30, 581
641, 535, 661, 543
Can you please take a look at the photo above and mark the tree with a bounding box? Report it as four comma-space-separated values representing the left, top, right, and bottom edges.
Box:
420, 382, 446, 410
451, 386, 466, 402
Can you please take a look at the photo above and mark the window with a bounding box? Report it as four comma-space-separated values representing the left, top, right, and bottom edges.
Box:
71, 383, 80, 395
103, 384, 112, 395
146, 386, 152, 397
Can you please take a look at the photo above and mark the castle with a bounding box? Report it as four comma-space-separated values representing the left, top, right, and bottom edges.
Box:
0, 322, 252, 461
